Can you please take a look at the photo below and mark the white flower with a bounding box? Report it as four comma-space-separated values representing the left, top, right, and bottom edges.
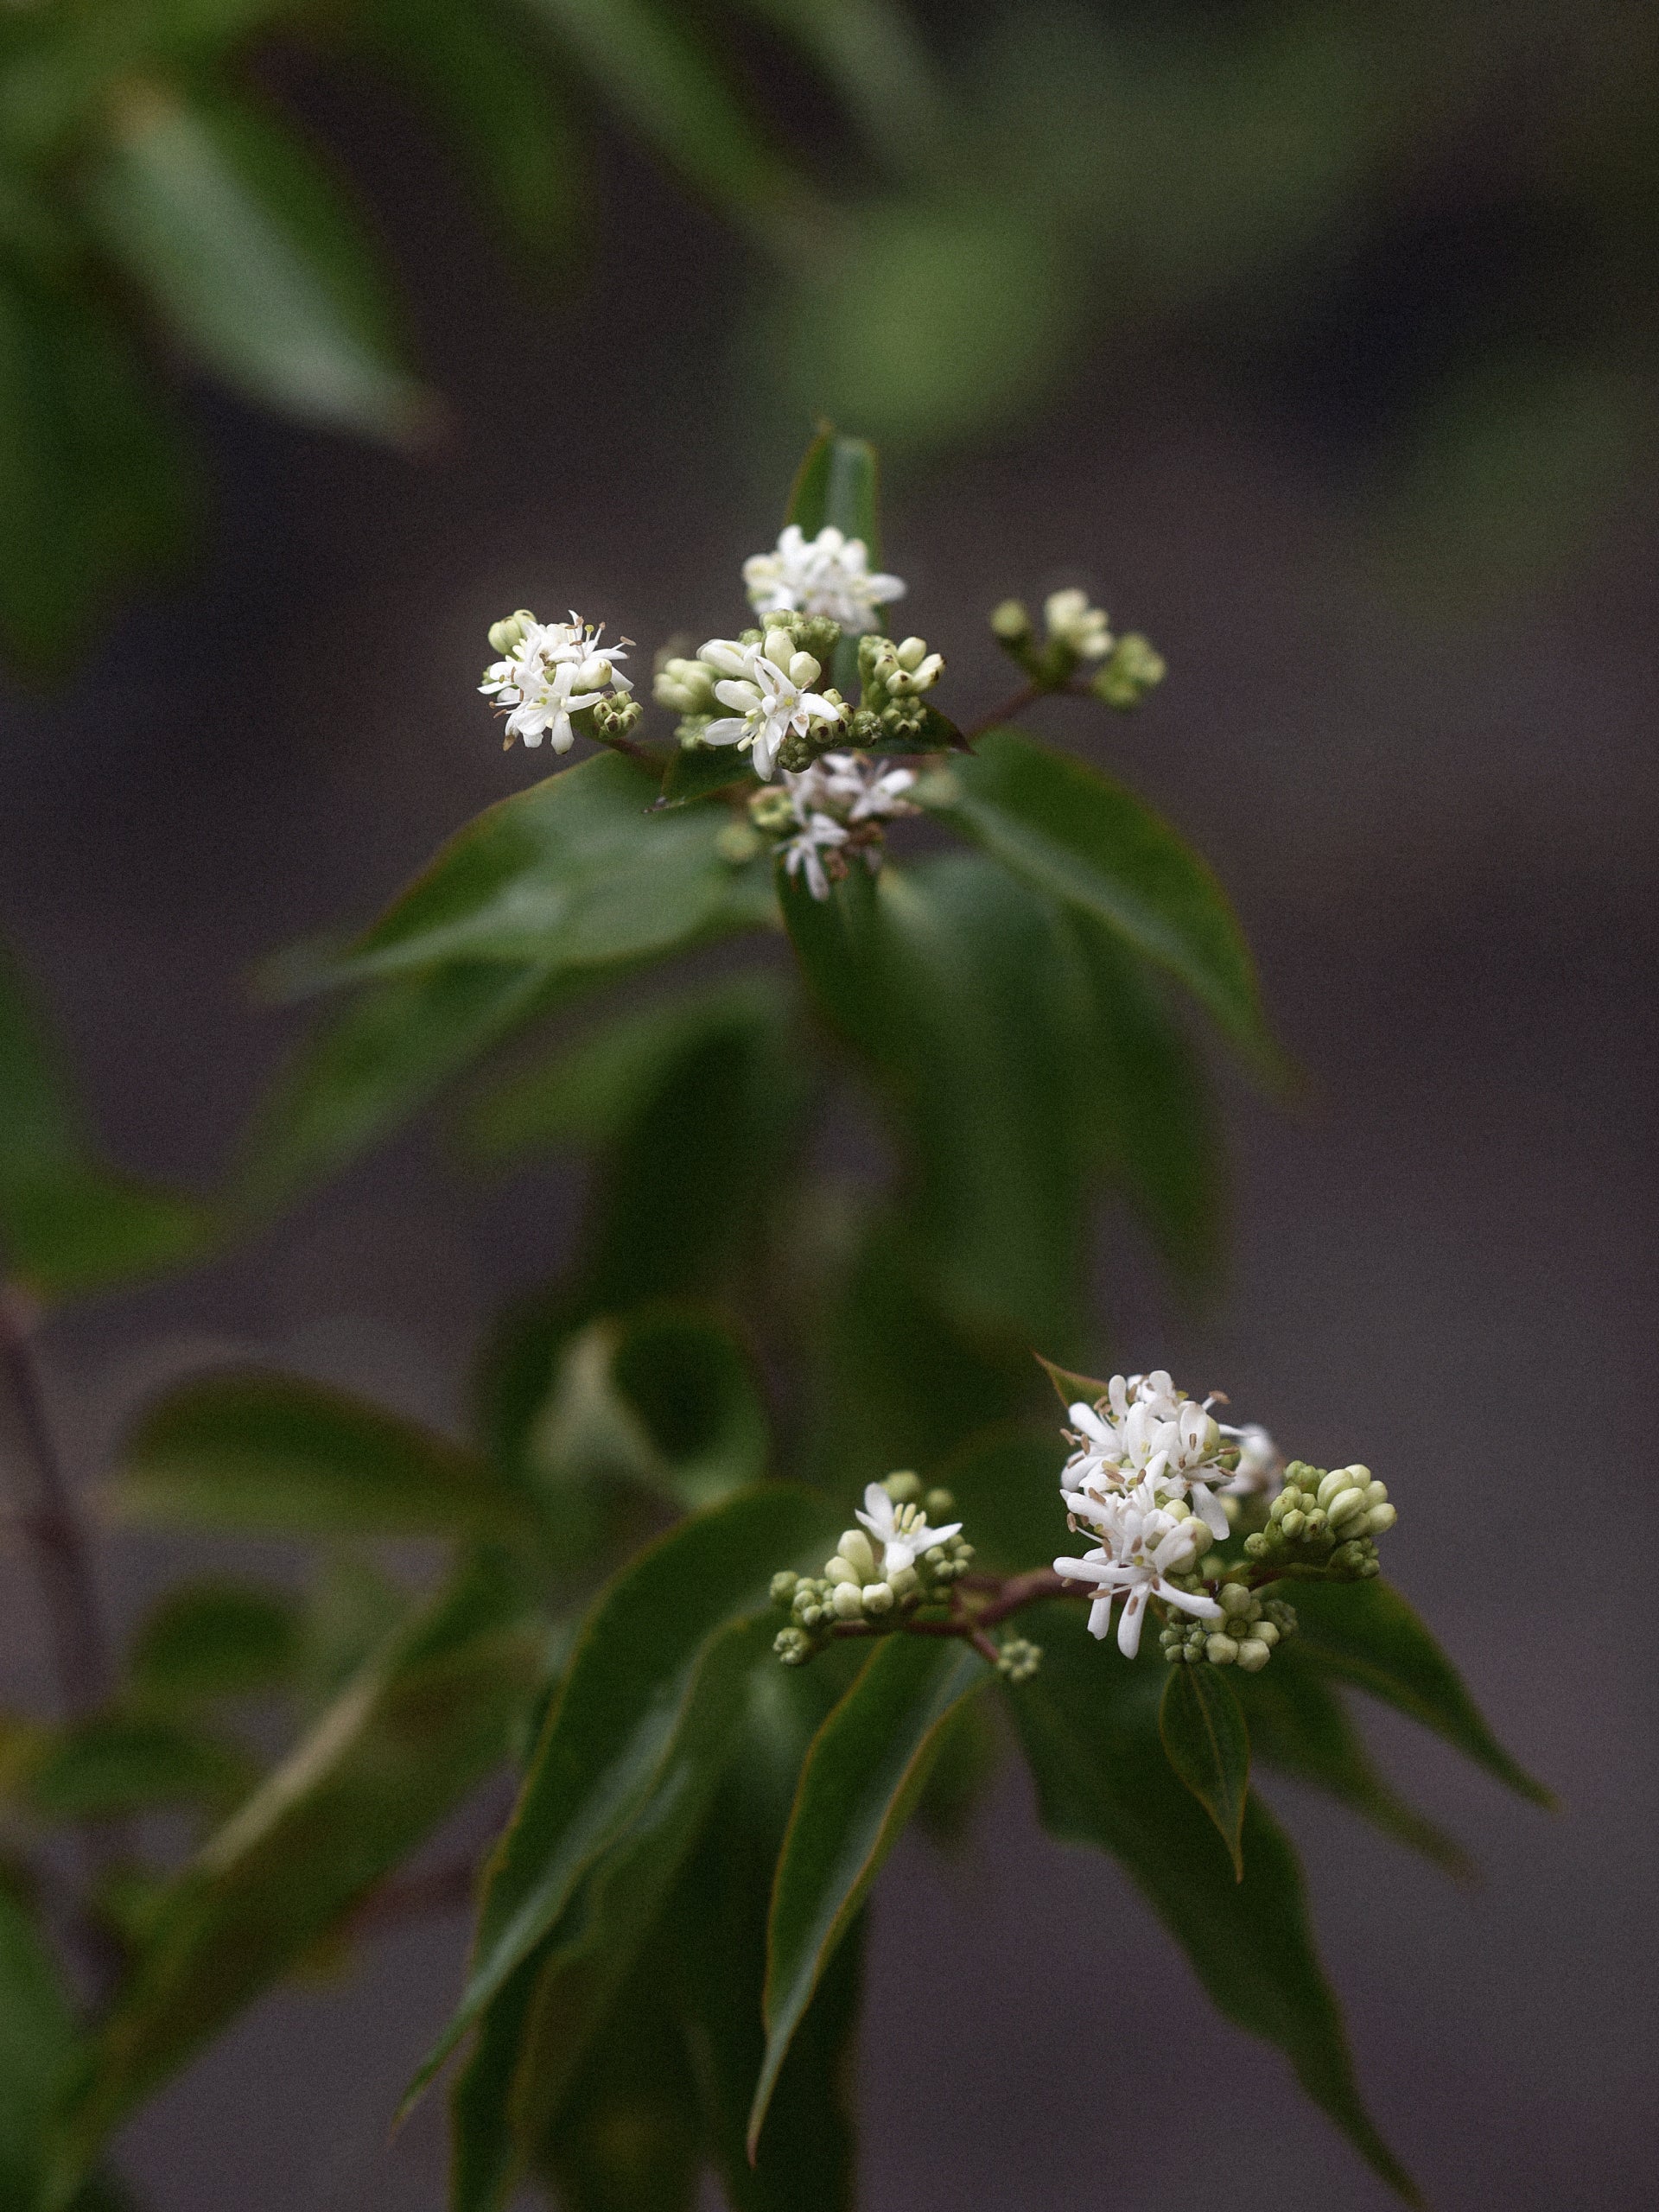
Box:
480, 612, 631, 751
855, 1480, 961, 1576
743, 524, 906, 632
700, 628, 843, 779
1062, 1370, 1231, 1539
781, 812, 849, 900
1053, 1478, 1221, 1658
785, 751, 918, 823
1044, 587, 1112, 660
1221, 1423, 1282, 1498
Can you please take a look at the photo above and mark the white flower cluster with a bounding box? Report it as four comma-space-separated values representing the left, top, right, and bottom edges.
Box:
773, 752, 919, 899
1053, 1370, 1277, 1658
744, 524, 906, 632
771, 1473, 974, 1662
1043, 587, 1113, 661
480, 611, 633, 752
696, 628, 846, 779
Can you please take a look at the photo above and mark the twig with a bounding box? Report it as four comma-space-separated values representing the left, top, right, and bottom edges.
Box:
961, 681, 1086, 746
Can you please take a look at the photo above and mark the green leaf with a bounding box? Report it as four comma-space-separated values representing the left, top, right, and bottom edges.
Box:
531, 1306, 771, 1514
0, 267, 194, 673
783, 854, 1092, 1347
521, 0, 810, 247
1159, 1662, 1249, 1879
1011, 1607, 1418, 2202
933, 729, 1278, 1065
750, 1634, 989, 2157
1235, 1649, 1473, 1879
1287, 1580, 1553, 1806
412, 1486, 835, 2102
785, 428, 882, 559
111, 1370, 535, 1541
0, 942, 207, 1300
658, 745, 756, 808
0, 1883, 75, 2212
81, 84, 428, 440
25, 1714, 251, 1822
1033, 1356, 1112, 1413
540, 1951, 702, 2212
1065, 910, 1225, 1287
60, 1560, 543, 2177
129, 1581, 298, 1706
312, 753, 751, 987
932, 1428, 1066, 1576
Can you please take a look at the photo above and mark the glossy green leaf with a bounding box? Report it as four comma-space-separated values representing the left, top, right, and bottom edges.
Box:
1160, 1662, 1249, 1878
751, 1634, 989, 2156
111, 1370, 535, 1541
1065, 910, 1225, 1287
129, 1581, 298, 1706
60, 1561, 543, 2176
25, 1714, 250, 1822
933, 729, 1278, 1065
783, 854, 1093, 1347
658, 746, 756, 808
934, 1428, 1067, 1576
540, 1950, 702, 2212
531, 1306, 771, 1513
1287, 1580, 1553, 1806
1033, 1356, 1112, 1414
0, 943, 207, 1300
0, 1883, 75, 2212
1236, 1649, 1472, 1879
522, 0, 810, 247
1012, 1607, 1418, 2202
413, 1486, 835, 2101
81, 86, 427, 440
0, 267, 194, 672
785, 429, 881, 559
313, 754, 752, 987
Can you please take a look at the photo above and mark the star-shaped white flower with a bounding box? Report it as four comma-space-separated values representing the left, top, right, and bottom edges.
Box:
1053, 1478, 1221, 1658
700, 630, 843, 779
480, 612, 631, 750
743, 524, 906, 632
781, 811, 849, 900
1220, 1422, 1282, 1498
855, 1481, 961, 1575
785, 752, 918, 823
1062, 1371, 1231, 1539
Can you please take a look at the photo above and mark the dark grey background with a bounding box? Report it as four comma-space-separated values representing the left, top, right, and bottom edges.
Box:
0, 86, 1654, 2212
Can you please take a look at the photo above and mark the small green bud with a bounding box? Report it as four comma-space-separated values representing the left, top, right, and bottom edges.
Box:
487, 609, 536, 657
1316, 1469, 1352, 1510
990, 598, 1031, 642
773, 1627, 811, 1665
825, 1556, 860, 1589
887, 1564, 918, 1600
862, 1581, 896, 1616
1218, 1582, 1254, 1619
1091, 632, 1166, 709
770, 1570, 800, 1610
884, 1471, 924, 1505
1364, 1503, 1397, 1535
831, 1582, 864, 1620
1243, 1532, 1269, 1559
1205, 1634, 1240, 1666
1253, 1619, 1280, 1647
716, 822, 764, 866
1280, 1509, 1306, 1539
996, 1636, 1042, 1683
748, 785, 796, 835
1235, 1638, 1271, 1673
836, 1529, 878, 1581
924, 1487, 956, 1521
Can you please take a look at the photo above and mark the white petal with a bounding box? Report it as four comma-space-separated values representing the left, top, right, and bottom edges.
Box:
1116, 1586, 1148, 1658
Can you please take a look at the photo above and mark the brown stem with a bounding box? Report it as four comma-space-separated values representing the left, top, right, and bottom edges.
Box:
961, 681, 1087, 746
599, 729, 665, 776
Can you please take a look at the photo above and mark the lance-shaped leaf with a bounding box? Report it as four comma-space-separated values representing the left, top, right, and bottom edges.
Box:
930, 730, 1279, 1067
411, 1486, 835, 2102
128, 1582, 299, 1707
1236, 1649, 1472, 1879
0, 943, 207, 1301
1011, 1607, 1419, 2202
111, 1370, 535, 1541
658, 745, 758, 808
82, 86, 428, 441
749, 1634, 989, 2158
785, 429, 881, 558
0, 1884, 76, 2211
1288, 1580, 1552, 1806
308, 753, 753, 988
1160, 1662, 1250, 1879
1034, 1354, 1112, 1413
59, 1562, 543, 2177
539, 1950, 703, 2212
23, 1715, 251, 1823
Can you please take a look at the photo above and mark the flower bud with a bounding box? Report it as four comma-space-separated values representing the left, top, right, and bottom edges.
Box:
1363, 1503, 1397, 1535
770, 1570, 800, 1609
1205, 1634, 1240, 1665
1253, 1619, 1280, 1647
887, 1564, 918, 1599
487, 609, 536, 657
1218, 1582, 1254, 1618
924, 1488, 956, 1522
1236, 1638, 1271, 1673
773, 1627, 811, 1665
763, 626, 794, 667
825, 1555, 860, 1588
788, 651, 822, 687
836, 1529, 878, 1581
831, 1582, 864, 1620
990, 598, 1031, 642
1091, 632, 1166, 709
862, 1581, 896, 1616
884, 1471, 923, 1504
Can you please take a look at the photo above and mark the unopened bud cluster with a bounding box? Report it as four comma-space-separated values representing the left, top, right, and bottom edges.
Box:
1242, 1463, 1395, 1577
771, 1473, 973, 1663
1160, 1584, 1299, 1674
842, 632, 946, 749
995, 1636, 1043, 1683
990, 588, 1165, 709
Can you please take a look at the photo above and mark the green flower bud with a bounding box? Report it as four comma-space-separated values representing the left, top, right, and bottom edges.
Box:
487, 609, 536, 657
1280, 1509, 1306, 1539
1205, 1634, 1240, 1666
825, 1556, 860, 1589
1364, 1503, 1397, 1535
773, 1627, 811, 1665
887, 1564, 918, 1600
770, 1570, 800, 1610
862, 1581, 896, 1616
831, 1582, 864, 1621
990, 598, 1031, 642
884, 1471, 923, 1504
996, 1637, 1042, 1683
716, 822, 764, 866
924, 1487, 956, 1521
836, 1529, 878, 1581
1235, 1638, 1271, 1673
1091, 632, 1166, 709
1218, 1582, 1254, 1619
1253, 1619, 1280, 1648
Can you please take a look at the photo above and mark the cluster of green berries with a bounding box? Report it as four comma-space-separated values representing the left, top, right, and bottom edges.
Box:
770, 1473, 974, 1666
1242, 1462, 1396, 1577
1160, 1585, 1299, 1674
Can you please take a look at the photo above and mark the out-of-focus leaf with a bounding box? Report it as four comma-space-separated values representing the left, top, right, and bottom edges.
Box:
784, 855, 1093, 1348
25, 1713, 251, 1822
0, 1882, 75, 2212
1065, 910, 1225, 1287
1011, 1606, 1418, 2202
531, 1306, 770, 1513
933, 730, 1279, 1067
310, 754, 752, 987
914, 1691, 1003, 1852
785, 428, 882, 560
934, 1428, 1065, 1576
238, 960, 568, 1217
658, 746, 756, 808
0, 267, 194, 672
111, 1370, 536, 1541
1236, 1649, 1473, 1879
735, 0, 944, 169
1288, 1580, 1552, 1806
81, 84, 429, 440
356, 0, 580, 258
0, 943, 207, 1300
60, 1560, 543, 2174
299, 1549, 413, 1712
540, 1950, 702, 2212
1160, 1662, 1249, 1879
751, 1635, 988, 2154
129, 1581, 298, 1706
521, 0, 810, 246
412, 1486, 835, 2101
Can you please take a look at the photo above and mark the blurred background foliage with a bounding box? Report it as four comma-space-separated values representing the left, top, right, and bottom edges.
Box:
0, 0, 1652, 671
